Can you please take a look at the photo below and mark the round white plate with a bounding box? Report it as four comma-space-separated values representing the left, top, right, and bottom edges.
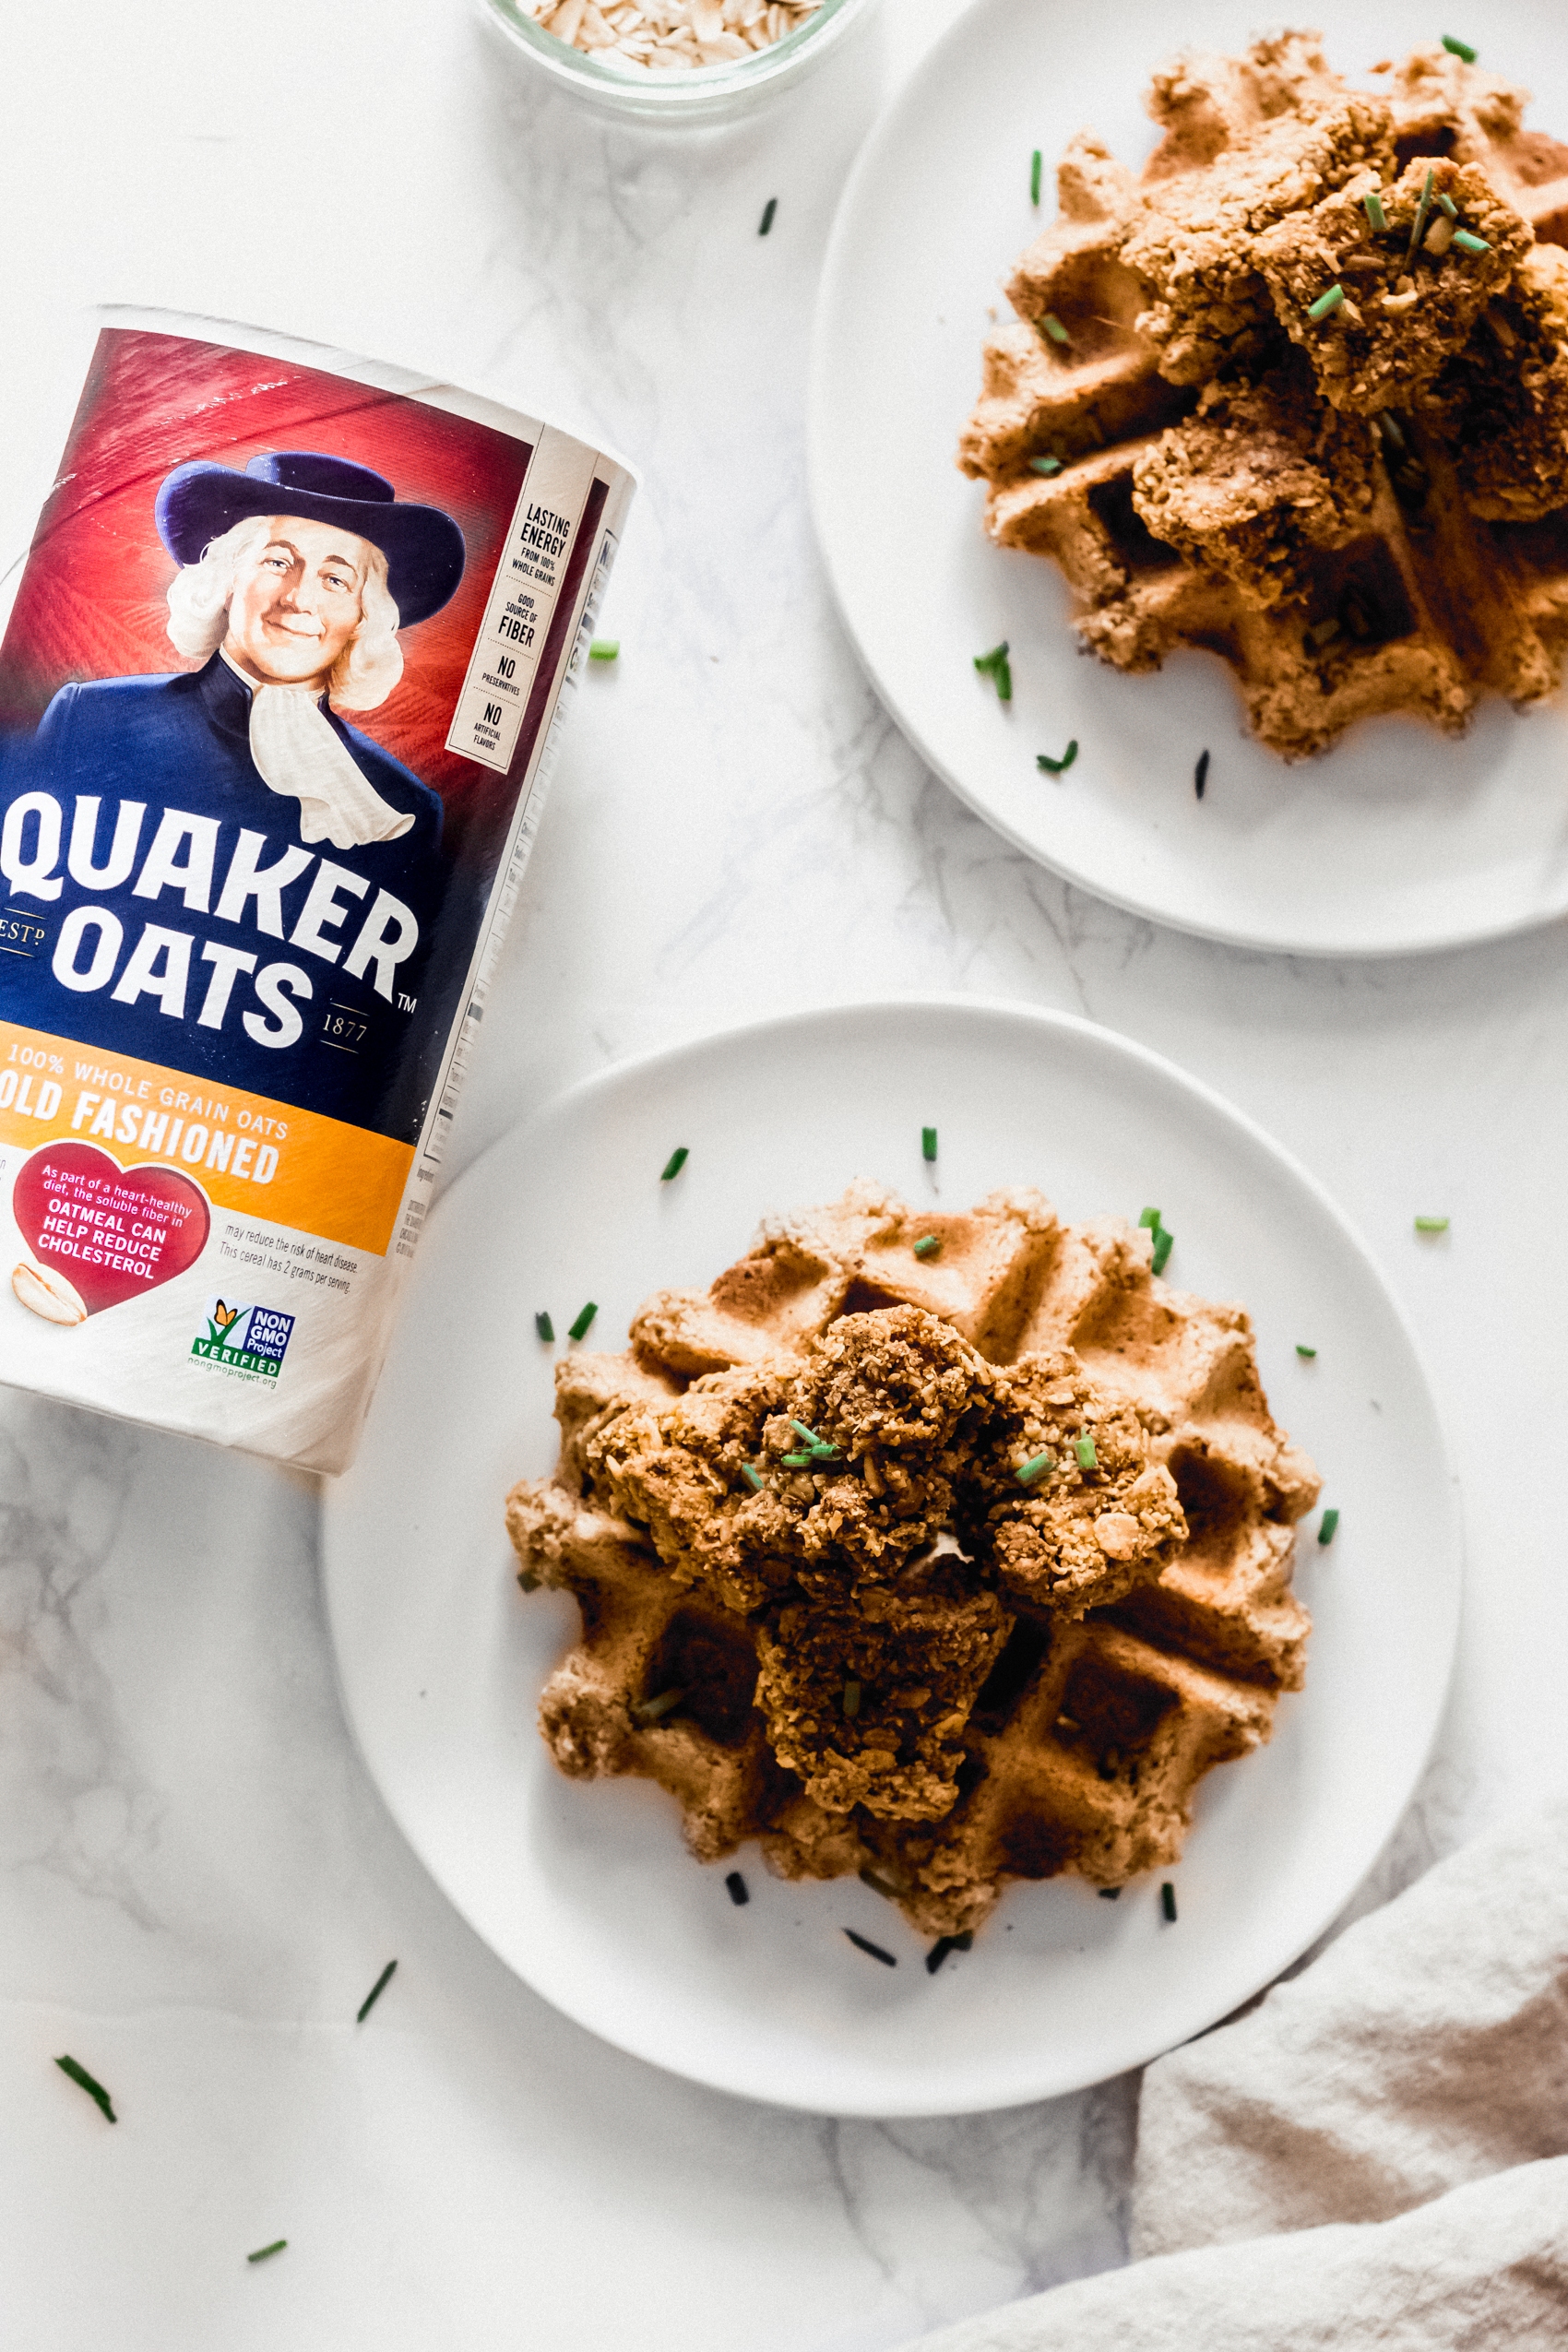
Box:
323, 1001, 1460, 2114
809, 0, 1568, 956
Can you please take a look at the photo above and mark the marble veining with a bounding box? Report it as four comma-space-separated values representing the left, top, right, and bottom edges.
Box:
2, 0, 1566, 2343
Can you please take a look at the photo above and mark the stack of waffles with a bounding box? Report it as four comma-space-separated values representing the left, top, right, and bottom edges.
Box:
506, 1183, 1319, 1938
958, 36, 1568, 757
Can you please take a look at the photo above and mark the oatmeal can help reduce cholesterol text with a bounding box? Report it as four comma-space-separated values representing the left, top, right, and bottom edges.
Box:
0, 312, 635, 1471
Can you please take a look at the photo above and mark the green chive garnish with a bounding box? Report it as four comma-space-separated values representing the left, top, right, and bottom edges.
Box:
55, 2055, 115, 2123
1296, 1344, 1317, 1359
518, 1568, 542, 1592
742, 1463, 765, 1491
568, 1301, 598, 1340
925, 1931, 973, 1974
1037, 739, 1078, 775
726, 1871, 749, 1905
634, 1687, 685, 1725
1098, 1886, 1122, 1900
974, 642, 1013, 701
1318, 1507, 1340, 1546
790, 1419, 839, 1458
1452, 228, 1491, 255
660, 1146, 689, 1182
1308, 283, 1347, 321
356, 1960, 398, 2024
1363, 188, 1388, 232
1414, 1215, 1450, 1232
1138, 1206, 1161, 1229
1028, 454, 1063, 476
247, 2241, 288, 2265
1075, 1434, 1098, 1471
535, 1311, 554, 1343
1016, 1451, 1052, 1485
922, 1126, 938, 1162
844, 1929, 897, 1967
759, 196, 778, 235
588, 638, 620, 661
1406, 167, 1436, 267
1151, 1228, 1174, 1276
1030, 148, 1042, 205
780, 1450, 816, 1468
1435, 191, 1458, 219
1194, 749, 1209, 800
1160, 1882, 1178, 1922
1041, 313, 1070, 346
1442, 33, 1478, 62
912, 1235, 941, 1258
843, 1678, 861, 1718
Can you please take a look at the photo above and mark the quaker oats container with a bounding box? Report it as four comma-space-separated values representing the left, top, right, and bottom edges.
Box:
0, 307, 635, 1473
480, 0, 880, 124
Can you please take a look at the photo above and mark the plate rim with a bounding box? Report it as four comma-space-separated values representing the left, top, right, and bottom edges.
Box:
323, 993, 1464, 2114
807, 0, 1568, 962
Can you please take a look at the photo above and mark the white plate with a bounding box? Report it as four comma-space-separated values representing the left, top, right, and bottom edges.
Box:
809, 0, 1568, 956
323, 1001, 1460, 2114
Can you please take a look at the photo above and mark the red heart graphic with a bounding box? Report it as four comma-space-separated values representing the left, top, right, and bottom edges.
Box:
12, 1142, 211, 1316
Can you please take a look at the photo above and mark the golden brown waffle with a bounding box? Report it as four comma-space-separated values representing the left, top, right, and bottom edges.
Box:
957, 36, 1568, 759
507, 1185, 1318, 1939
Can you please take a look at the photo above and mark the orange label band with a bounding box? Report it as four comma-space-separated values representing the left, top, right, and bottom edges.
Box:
0, 1020, 411, 1256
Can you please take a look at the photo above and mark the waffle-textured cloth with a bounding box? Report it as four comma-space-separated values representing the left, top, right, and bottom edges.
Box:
897, 1793, 1568, 2349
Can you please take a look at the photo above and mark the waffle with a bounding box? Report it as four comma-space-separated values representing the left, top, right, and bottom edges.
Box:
957, 36, 1568, 759
506, 1185, 1319, 1939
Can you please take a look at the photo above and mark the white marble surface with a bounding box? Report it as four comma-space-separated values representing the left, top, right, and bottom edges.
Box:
2, 0, 1567, 2343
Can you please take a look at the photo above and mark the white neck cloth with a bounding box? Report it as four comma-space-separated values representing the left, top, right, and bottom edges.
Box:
230, 661, 415, 852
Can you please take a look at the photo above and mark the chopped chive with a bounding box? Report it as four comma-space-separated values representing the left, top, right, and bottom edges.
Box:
742, 1463, 765, 1491
844, 1929, 897, 1966
1318, 1507, 1340, 1547
843, 1678, 861, 1718
1452, 228, 1491, 255
356, 1960, 398, 2023
925, 1930, 974, 1975
1016, 1451, 1052, 1485
790, 1419, 840, 1458
517, 1568, 542, 1592
1037, 739, 1078, 775
536, 1312, 556, 1345
859, 1866, 906, 1899
1406, 167, 1436, 267
1435, 191, 1458, 219
922, 1126, 938, 1162
1414, 1215, 1450, 1232
1363, 188, 1388, 232
660, 1146, 689, 1182
759, 196, 778, 235
247, 2240, 288, 2265
1194, 748, 1209, 800
1139, 1206, 1161, 1229
913, 1235, 941, 1259
780, 1450, 817, 1468
1098, 1886, 1122, 1900
1075, 1434, 1098, 1471
55, 2055, 115, 2123
1380, 410, 1408, 452
633, 1686, 686, 1725
1296, 1344, 1317, 1360
1030, 148, 1042, 205
974, 642, 1013, 701
588, 638, 620, 661
1442, 32, 1478, 62
567, 1301, 598, 1341
1028, 454, 1063, 476
726, 1871, 749, 1906
1151, 1228, 1174, 1276
1160, 1882, 1178, 1922
1040, 312, 1070, 346
1308, 283, 1347, 322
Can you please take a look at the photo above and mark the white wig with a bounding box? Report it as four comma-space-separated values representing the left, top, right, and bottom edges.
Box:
164, 514, 404, 711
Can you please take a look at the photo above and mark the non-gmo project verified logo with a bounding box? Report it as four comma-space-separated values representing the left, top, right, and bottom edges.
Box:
191, 1298, 296, 1382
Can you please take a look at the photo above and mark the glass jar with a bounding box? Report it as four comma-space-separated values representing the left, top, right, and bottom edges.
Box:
478, 0, 881, 124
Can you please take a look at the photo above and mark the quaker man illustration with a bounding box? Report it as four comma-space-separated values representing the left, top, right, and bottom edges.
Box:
3, 451, 471, 1134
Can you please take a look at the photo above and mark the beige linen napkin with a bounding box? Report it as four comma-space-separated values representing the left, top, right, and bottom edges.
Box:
898, 1795, 1568, 2350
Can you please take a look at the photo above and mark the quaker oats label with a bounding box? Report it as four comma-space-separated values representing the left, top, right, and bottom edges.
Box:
0, 312, 634, 1471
